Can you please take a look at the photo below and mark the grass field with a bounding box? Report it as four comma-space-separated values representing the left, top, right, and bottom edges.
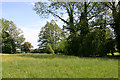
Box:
1, 53, 119, 78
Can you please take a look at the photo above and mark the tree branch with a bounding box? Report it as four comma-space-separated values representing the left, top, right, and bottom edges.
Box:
88, 12, 101, 20
87, 3, 97, 14
104, 3, 113, 10
47, 10, 69, 24
87, 2, 91, 7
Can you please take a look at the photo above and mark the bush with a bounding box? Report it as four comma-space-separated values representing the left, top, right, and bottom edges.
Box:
30, 49, 41, 53
56, 39, 68, 54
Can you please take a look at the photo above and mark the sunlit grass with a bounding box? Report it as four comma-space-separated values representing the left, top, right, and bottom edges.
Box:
107, 52, 120, 56
2, 54, 118, 78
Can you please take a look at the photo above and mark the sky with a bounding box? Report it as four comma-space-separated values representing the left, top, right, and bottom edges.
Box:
2, 2, 67, 49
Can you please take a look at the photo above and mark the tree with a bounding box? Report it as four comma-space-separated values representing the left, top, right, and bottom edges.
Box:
33, 2, 103, 35
56, 39, 68, 53
104, 1, 120, 53
21, 42, 33, 53
0, 18, 25, 53
38, 20, 64, 52
34, 2, 116, 56
46, 43, 54, 54
34, 2, 107, 56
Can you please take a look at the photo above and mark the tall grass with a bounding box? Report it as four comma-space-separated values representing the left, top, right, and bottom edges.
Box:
2, 54, 118, 78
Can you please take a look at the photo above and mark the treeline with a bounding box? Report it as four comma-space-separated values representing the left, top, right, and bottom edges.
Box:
33, 1, 120, 57
36, 20, 116, 57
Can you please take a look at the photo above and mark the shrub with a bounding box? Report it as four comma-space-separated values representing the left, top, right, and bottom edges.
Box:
30, 49, 41, 53
56, 39, 68, 54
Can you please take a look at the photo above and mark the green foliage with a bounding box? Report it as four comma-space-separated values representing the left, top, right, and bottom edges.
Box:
105, 28, 114, 39
21, 42, 33, 53
65, 27, 115, 57
2, 37, 16, 54
46, 43, 54, 54
56, 39, 68, 53
30, 48, 41, 53
0, 18, 25, 53
34, 2, 109, 56
104, 38, 116, 56
34, 2, 119, 56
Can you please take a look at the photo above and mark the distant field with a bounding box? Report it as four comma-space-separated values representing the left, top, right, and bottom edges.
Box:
1, 53, 119, 78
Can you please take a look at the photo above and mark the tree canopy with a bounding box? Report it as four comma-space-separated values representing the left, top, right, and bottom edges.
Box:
34, 1, 119, 56
0, 18, 25, 53
21, 42, 33, 53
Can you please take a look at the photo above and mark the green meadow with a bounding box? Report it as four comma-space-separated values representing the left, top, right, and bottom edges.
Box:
1, 54, 118, 78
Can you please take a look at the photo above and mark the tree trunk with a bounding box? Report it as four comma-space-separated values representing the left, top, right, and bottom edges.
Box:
111, 50, 114, 57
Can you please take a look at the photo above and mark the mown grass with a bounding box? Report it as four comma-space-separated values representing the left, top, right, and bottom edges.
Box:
2, 53, 118, 78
